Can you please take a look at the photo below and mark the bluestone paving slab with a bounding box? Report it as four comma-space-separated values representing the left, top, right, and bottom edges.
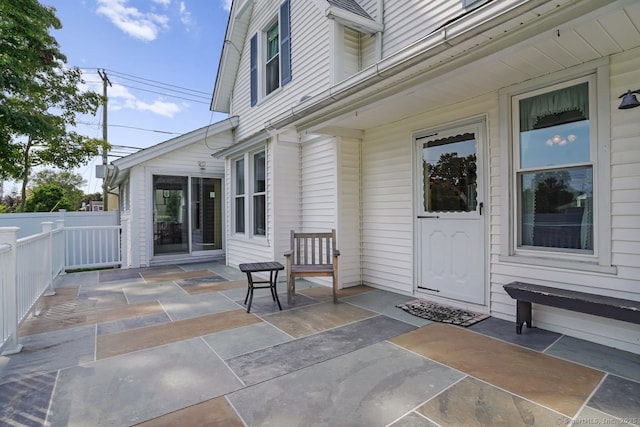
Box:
546, 335, 640, 382
0, 325, 95, 384
588, 375, 640, 425
342, 289, 432, 327
226, 315, 416, 385
159, 291, 243, 321
48, 338, 244, 427
0, 371, 56, 427
468, 316, 562, 351
97, 311, 172, 335
236, 292, 319, 315
576, 407, 633, 426
98, 268, 143, 283
416, 376, 570, 426
123, 281, 186, 304
228, 341, 463, 427
203, 322, 292, 359
54, 270, 99, 288
390, 412, 438, 427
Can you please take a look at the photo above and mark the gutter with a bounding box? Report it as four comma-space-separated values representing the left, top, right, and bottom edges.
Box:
263, 0, 595, 131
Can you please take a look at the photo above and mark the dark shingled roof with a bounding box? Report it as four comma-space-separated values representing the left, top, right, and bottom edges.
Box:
327, 0, 374, 20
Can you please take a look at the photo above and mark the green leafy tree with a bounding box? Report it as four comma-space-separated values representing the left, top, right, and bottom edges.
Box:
32, 169, 86, 210
23, 183, 71, 212
0, 0, 105, 210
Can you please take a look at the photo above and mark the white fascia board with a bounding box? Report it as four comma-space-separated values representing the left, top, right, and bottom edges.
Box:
211, 1, 254, 113
327, 7, 383, 34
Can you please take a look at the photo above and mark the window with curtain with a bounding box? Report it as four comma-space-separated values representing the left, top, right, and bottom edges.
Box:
265, 22, 279, 95
234, 159, 245, 234
516, 79, 593, 253
249, 0, 291, 104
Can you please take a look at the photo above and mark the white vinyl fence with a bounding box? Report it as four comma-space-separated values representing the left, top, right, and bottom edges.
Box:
0, 221, 121, 355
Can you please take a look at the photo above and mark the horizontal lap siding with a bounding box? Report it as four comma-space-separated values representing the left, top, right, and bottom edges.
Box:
490, 48, 640, 353
301, 136, 337, 286
273, 139, 300, 262
382, 0, 462, 58
338, 138, 361, 286
232, 1, 330, 140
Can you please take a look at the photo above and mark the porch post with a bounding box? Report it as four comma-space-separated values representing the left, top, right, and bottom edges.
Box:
0, 227, 23, 355
120, 217, 129, 269
41, 222, 56, 296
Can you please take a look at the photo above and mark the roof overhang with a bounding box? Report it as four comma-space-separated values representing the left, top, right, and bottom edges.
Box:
314, 0, 383, 34
107, 116, 239, 188
212, 128, 270, 159
263, 0, 623, 132
211, 0, 254, 114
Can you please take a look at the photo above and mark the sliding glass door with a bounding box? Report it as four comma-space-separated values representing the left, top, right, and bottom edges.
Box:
191, 178, 222, 252
153, 175, 223, 257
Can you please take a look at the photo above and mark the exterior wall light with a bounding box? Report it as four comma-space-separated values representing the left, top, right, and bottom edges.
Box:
618, 90, 640, 109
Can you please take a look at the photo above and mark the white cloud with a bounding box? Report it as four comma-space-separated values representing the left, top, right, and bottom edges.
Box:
222, 0, 232, 12
126, 99, 183, 118
152, 0, 172, 6
179, 2, 192, 26
96, 0, 170, 41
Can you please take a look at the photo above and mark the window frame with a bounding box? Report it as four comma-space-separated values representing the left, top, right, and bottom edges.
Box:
233, 158, 245, 234
499, 59, 614, 273
231, 147, 267, 239
249, 0, 291, 106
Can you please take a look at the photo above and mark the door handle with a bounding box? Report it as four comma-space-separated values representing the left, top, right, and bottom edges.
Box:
417, 215, 440, 219
479, 202, 484, 215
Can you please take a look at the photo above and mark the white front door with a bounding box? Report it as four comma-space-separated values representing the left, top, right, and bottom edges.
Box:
415, 121, 486, 305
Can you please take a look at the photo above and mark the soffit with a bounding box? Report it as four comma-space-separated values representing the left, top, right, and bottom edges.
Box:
300, 0, 640, 133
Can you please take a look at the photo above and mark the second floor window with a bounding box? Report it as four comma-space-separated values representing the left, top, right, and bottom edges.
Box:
250, 0, 291, 106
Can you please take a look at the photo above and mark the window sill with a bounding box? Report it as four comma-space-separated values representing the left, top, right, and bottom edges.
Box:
229, 234, 270, 247
498, 254, 617, 275
254, 85, 284, 107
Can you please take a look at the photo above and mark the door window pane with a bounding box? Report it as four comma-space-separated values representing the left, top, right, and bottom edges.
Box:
423, 133, 477, 212
191, 178, 222, 251
153, 175, 188, 255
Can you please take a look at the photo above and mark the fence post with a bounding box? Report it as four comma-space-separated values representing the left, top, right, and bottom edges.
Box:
41, 222, 56, 297
0, 227, 23, 355
55, 220, 66, 275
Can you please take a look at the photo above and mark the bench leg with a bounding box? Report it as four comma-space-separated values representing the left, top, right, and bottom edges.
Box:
516, 300, 532, 334
287, 274, 295, 305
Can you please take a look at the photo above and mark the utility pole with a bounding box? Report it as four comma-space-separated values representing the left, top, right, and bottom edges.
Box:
97, 69, 112, 211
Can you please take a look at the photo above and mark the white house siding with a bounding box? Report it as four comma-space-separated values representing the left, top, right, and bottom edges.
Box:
337, 137, 362, 287
130, 166, 146, 267
381, 0, 464, 58
488, 48, 640, 354
231, 1, 331, 141
361, 95, 496, 295
299, 135, 337, 286
272, 133, 301, 262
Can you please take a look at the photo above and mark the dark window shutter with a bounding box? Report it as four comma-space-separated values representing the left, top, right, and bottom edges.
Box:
250, 33, 258, 106
279, 0, 291, 86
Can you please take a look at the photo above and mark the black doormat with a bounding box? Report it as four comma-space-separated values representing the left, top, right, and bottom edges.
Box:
396, 299, 490, 327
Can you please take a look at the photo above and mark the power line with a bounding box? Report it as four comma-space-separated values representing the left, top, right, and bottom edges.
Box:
114, 83, 210, 104
78, 67, 211, 96
77, 121, 182, 135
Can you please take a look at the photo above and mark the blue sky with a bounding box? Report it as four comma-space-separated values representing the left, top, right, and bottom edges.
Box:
34, 0, 232, 193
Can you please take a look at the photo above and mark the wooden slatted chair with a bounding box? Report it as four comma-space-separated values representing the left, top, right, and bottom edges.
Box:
284, 229, 340, 304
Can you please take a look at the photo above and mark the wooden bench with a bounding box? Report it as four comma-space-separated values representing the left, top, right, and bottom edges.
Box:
284, 229, 340, 304
503, 281, 640, 334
